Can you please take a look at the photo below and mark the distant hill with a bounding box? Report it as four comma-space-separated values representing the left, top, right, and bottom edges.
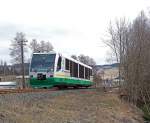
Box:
93, 63, 119, 70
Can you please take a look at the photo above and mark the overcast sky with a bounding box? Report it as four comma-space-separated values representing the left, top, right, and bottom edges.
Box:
0, 0, 149, 65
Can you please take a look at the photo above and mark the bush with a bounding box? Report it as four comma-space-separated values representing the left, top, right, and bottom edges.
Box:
141, 104, 150, 121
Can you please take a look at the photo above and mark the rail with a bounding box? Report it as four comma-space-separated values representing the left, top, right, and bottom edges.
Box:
0, 88, 58, 94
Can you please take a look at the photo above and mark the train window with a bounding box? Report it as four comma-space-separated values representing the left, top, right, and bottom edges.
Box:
73, 62, 78, 77
85, 68, 90, 80
70, 61, 73, 76
79, 65, 84, 78
65, 59, 70, 70
88, 69, 90, 79
57, 56, 62, 71
85, 67, 89, 79
90, 69, 92, 76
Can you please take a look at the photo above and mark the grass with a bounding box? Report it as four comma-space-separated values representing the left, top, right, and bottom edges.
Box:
0, 89, 144, 123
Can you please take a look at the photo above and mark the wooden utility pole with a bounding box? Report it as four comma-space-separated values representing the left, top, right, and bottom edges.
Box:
21, 40, 25, 88
19, 39, 27, 89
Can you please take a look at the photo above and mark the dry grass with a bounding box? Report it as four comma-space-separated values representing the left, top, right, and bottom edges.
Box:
0, 89, 144, 123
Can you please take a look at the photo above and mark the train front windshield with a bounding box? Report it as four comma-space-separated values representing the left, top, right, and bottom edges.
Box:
30, 54, 56, 72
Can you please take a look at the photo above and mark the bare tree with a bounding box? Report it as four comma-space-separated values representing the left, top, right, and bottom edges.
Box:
0, 60, 4, 75
45, 41, 54, 52
10, 32, 28, 88
39, 40, 53, 52
29, 40, 53, 53
71, 55, 78, 60
71, 54, 96, 66
29, 39, 40, 53
10, 32, 27, 64
105, 11, 150, 115
93, 69, 102, 88
104, 18, 130, 89
105, 51, 116, 64
0, 60, 3, 66
78, 54, 96, 66
40, 40, 45, 53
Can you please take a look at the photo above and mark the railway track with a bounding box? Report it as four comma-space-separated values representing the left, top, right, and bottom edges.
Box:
0, 86, 97, 95
0, 88, 58, 94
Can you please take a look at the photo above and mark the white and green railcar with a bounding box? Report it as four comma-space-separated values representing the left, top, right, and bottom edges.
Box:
29, 51, 93, 88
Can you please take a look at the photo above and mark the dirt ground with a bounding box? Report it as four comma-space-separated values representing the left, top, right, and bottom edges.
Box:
0, 89, 144, 123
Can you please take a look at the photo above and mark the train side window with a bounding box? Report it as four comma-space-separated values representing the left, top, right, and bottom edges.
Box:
79, 65, 84, 78
57, 56, 62, 71
85, 67, 88, 79
88, 69, 90, 79
86, 68, 90, 80
65, 59, 70, 70
73, 62, 78, 77
90, 69, 92, 76
70, 61, 73, 76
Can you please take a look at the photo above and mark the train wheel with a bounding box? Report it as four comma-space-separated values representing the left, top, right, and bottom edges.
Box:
73, 86, 79, 89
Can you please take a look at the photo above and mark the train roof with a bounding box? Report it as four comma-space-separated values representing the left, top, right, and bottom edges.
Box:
33, 51, 92, 69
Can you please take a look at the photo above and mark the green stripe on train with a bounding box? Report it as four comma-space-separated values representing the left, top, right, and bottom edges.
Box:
29, 77, 93, 88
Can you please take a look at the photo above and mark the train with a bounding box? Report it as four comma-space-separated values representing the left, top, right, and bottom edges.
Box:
29, 51, 93, 89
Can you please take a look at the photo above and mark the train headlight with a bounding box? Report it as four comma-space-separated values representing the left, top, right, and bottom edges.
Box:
47, 68, 54, 72
50, 75, 53, 77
